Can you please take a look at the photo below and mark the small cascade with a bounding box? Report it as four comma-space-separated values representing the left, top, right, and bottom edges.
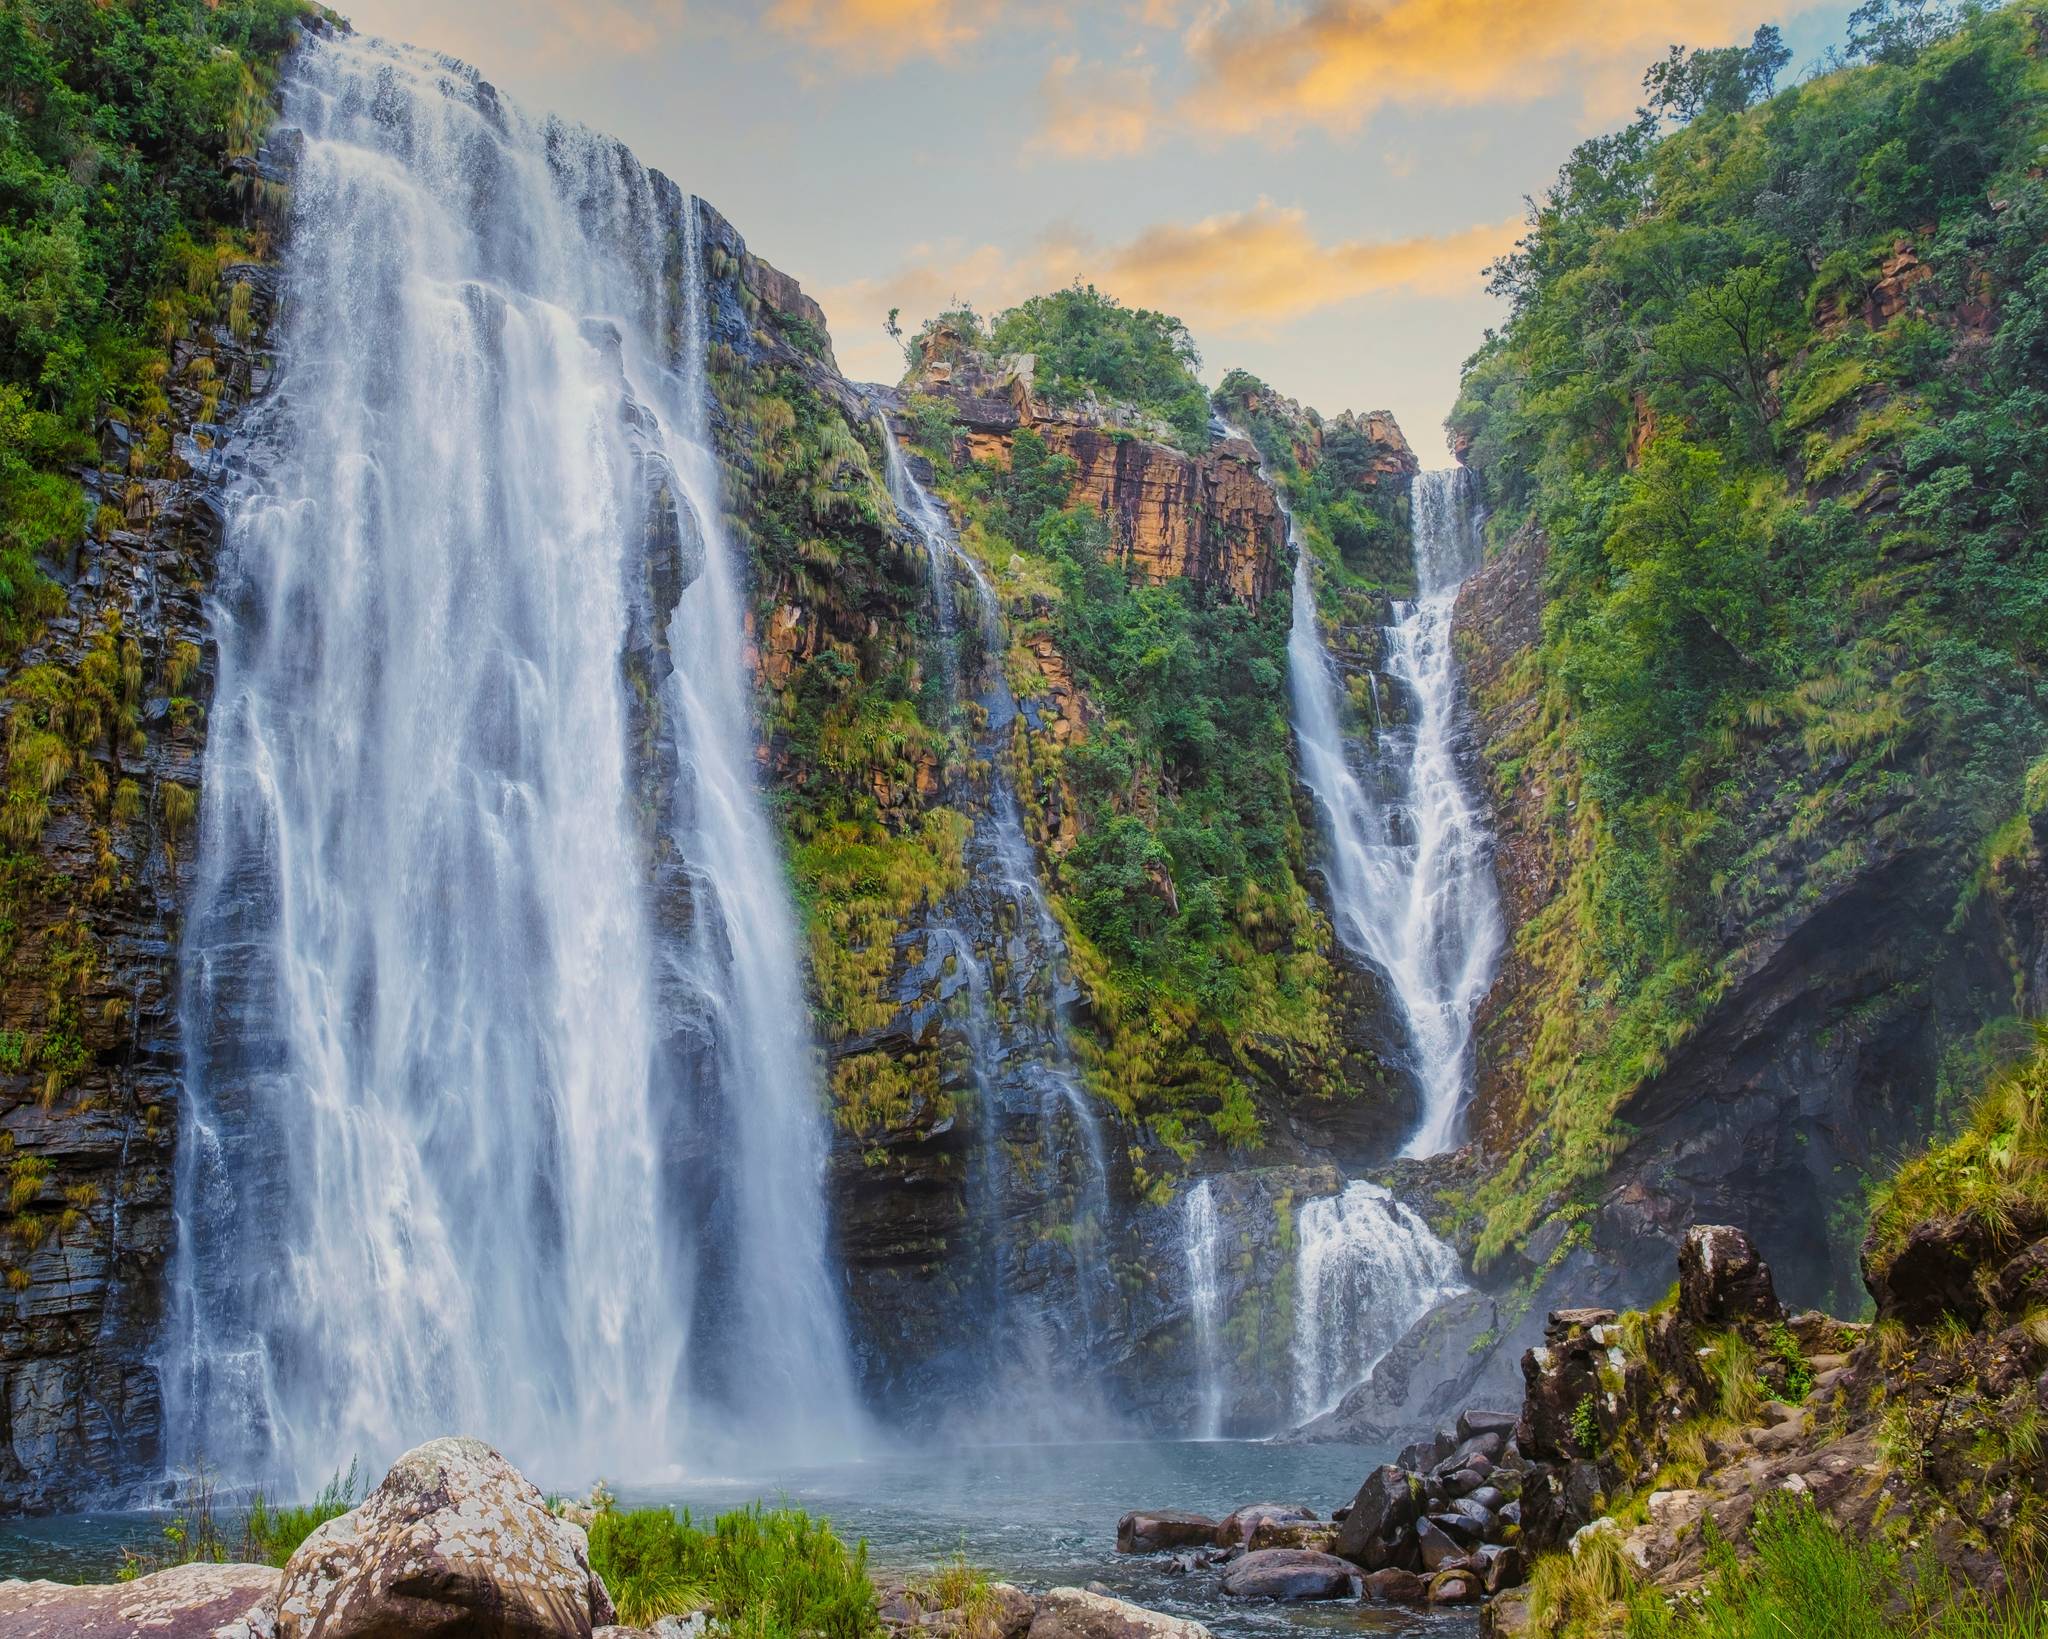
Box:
1290, 1182, 1465, 1421
879, 425, 1113, 1409
1286, 464, 1504, 1156
1182, 1179, 1226, 1439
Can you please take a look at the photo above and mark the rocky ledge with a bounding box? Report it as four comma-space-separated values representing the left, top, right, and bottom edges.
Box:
1111, 1219, 1919, 1627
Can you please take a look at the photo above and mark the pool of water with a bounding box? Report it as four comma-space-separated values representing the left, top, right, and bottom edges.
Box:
0, 1442, 1479, 1637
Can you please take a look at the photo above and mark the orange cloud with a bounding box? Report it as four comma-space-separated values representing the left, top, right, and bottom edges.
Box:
1182, 0, 1828, 134
818, 203, 1517, 384
1028, 53, 1160, 157
765, 0, 1001, 66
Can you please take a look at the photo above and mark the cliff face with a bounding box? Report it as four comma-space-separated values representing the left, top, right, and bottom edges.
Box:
0, 262, 279, 1510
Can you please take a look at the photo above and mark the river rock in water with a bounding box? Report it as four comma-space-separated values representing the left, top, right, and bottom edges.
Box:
1027, 1587, 1213, 1639
1217, 1549, 1362, 1601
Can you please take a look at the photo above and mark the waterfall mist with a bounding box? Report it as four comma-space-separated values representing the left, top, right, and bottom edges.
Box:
166, 32, 854, 1493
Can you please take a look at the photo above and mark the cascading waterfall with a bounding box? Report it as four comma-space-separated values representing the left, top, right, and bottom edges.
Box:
1290, 1182, 1465, 1421
878, 426, 1113, 1404
1287, 465, 1504, 1157
166, 31, 854, 1492
1181, 1179, 1226, 1440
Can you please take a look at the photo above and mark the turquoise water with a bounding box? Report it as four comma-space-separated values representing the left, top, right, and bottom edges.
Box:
0, 1442, 1479, 1637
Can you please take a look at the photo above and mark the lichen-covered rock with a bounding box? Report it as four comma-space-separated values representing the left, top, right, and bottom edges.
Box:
1217, 1548, 1361, 1601
1679, 1225, 1784, 1331
275, 1436, 613, 1638
1025, 1587, 1212, 1639
1115, 1511, 1219, 1554
0, 1561, 279, 1637
1213, 1502, 1316, 1548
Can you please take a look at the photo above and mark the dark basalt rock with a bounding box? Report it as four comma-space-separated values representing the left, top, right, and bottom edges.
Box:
1332, 1465, 1422, 1568
1414, 1516, 1461, 1572
1679, 1225, 1784, 1331
1865, 1209, 2047, 1328
1362, 1567, 1425, 1602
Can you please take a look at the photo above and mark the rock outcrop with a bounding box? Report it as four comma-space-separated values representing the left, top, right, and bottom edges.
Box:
0, 1561, 279, 1637
276, 1436, 615, 1638
0, 255, 282, 1508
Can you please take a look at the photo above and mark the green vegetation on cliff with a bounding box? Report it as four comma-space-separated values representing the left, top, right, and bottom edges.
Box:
0, 0, 308, 658
1449, 0, 2048, 1268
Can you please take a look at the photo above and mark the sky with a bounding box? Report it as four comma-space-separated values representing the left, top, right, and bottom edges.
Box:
331, 0, 1860, 462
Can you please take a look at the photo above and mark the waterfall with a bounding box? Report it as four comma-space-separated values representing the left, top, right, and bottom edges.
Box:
1182, 1179, 1226, 1440
1291, 1182, 1465, 1421
166, 32, 854, 1492
878, 425, 1113, 1409
1286, 466, 1504, 1157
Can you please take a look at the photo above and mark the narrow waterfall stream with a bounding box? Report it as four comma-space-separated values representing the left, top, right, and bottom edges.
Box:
1286, 466, 1504, 1156
1181, 1179, 1226, 1439
166, 32, 853, 1492
879, 426, 1114, 1412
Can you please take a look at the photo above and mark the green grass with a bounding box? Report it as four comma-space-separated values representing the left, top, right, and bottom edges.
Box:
242, 1461, 360, 1567
586, 1503, 880, 1639
1865, 1024, 2048, 1291
1623, 1496, 2048, 1639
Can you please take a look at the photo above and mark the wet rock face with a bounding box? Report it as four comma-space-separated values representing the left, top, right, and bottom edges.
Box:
0, 1561, 279, 1637
0, 253, 279, 1509
276, 1436, 614, 1639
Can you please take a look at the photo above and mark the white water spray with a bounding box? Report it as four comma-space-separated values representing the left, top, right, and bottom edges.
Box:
1291, 1181, 1465, 1421
1182, 1179, 1226, 1439
168, 32, 854, 1491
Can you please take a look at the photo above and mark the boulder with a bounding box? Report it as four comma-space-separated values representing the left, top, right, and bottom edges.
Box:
1026, 1588, 1212, 1639
0, 1562, 280, 1637
1476, 1543, 1526, 1593
276, 1436, 614, 1638
1214, 1502, 1315, 1547
1864, 1211, 2040, 1328
1397, 1431, 1454, 1472
1217, 1549, 1361, 1601
1679, 1226, 1784, 1331
1116, 1512, 1219, 1554
1362, 1567, 1426, 1602
1415, 1516, 1461, 1571
1330, 1465, 1420, 1566
1484, 1586, 1533, 1636
1458, 1409, 1518, 1442
1427, 1566, 1482, 1605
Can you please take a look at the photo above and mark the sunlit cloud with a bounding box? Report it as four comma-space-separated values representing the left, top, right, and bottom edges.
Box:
817, 203, 1518, 385
1181, 0, 1830, 135
1028, 53, 1160, 157
764, 0, 1004, 67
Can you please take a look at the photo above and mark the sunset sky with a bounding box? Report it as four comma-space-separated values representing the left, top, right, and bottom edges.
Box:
333, 0, 1858, 461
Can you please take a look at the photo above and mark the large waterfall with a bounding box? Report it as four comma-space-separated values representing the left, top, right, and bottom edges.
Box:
1287, 466, 1504, 1156
166, 33, 854, 1492
878, 426, 1113, 1421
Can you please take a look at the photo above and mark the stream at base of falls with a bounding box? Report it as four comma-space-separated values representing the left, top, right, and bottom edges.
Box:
0, 1442, 1478, 1637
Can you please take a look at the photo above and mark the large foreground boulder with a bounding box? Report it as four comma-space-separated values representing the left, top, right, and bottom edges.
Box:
0, 1562, 279, 1637
1026, 1587, 1211, 1639
277, 1435, 615, 1637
